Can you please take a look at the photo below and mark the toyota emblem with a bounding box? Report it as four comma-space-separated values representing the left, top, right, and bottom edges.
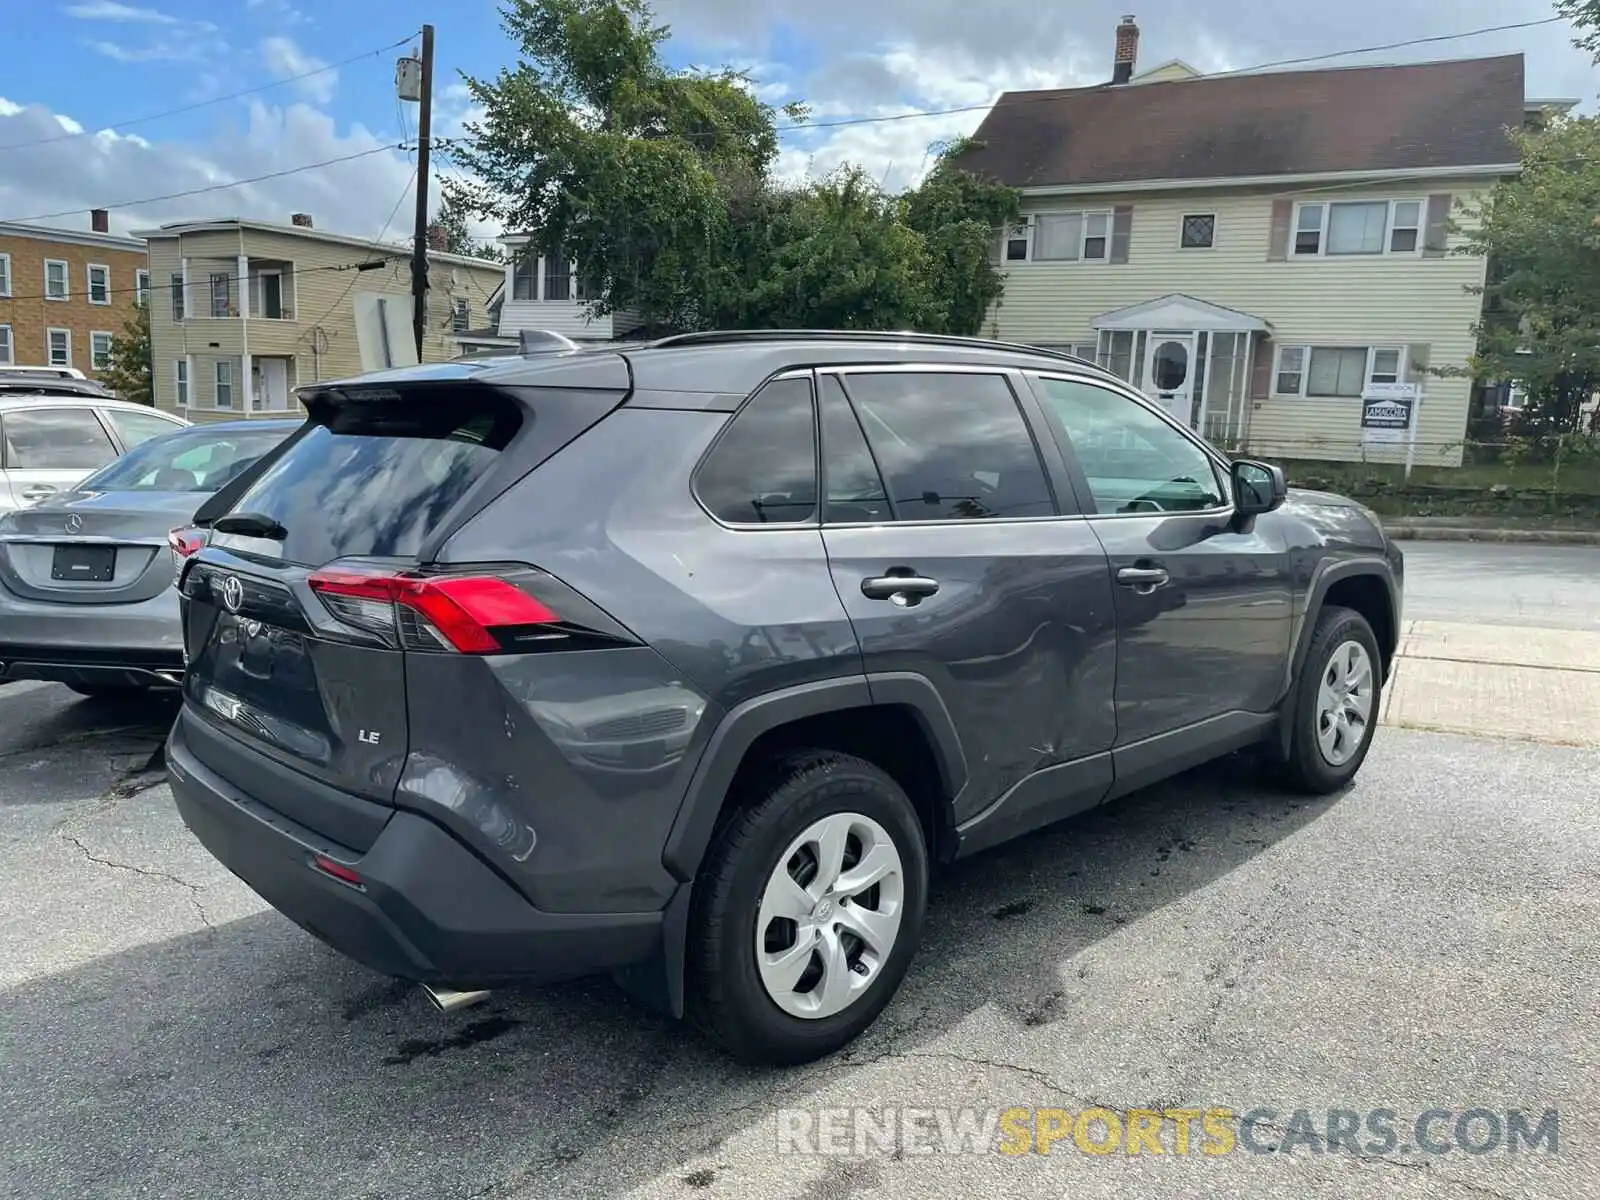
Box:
220, 575, 245, 614
64, 514, 83, 535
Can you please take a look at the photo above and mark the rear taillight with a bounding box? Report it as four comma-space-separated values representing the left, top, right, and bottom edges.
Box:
308, 567, 564, 654
168, 526, 207, 573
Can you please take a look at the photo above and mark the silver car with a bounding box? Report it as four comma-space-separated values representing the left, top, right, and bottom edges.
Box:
1, 385, 191, 512
0, 418, 299, 696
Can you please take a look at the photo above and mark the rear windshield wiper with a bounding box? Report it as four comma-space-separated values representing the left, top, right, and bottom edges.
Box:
211, 512, 287, 540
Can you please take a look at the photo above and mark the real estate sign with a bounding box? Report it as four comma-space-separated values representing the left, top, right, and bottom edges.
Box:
1360, 382, 1420, 446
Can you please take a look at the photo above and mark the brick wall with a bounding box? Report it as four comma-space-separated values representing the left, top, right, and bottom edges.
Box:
0, 229, 147, 383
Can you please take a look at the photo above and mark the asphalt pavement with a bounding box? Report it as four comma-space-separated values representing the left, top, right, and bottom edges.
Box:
2, 542, 1598, 1200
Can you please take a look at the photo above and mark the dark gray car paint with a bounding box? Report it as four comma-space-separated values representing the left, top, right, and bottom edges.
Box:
173, 332, 1403, 1020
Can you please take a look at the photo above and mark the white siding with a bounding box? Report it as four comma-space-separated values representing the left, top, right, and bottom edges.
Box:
991, 179, 1498, 467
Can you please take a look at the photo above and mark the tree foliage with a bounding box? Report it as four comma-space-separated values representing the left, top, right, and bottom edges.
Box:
448, 0, 1018, 335
100, 303, 152, 406
1555, 0, 1600, 61
1457, 116, 1600, 433
433, 193, 503, 261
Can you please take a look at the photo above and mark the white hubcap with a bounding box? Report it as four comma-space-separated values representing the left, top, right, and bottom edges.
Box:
1316, 639, 1375, 767
755, 811, 905, 1020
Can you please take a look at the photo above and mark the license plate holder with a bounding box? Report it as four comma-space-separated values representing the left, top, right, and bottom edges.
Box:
51, 544, 116, 583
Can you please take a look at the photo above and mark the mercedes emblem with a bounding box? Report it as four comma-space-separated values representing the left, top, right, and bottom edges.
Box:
64, 513, 83, 535
220, 575, 245, 614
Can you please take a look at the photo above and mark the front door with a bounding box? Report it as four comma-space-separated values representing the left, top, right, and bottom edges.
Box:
256, 359, 290, 411
1024, 371, 1293, 791
815, 368, 1118, 831
1142, 331, 1195, 426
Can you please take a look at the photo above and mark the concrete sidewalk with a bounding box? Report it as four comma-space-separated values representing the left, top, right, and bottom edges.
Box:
1382, 516, 1600, 545
1382, 619, 1600, 747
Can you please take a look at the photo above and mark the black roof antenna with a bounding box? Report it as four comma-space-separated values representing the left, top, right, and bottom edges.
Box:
520, 330, 581, 355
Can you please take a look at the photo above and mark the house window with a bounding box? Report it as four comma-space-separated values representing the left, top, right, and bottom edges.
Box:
0, 325, 12, 364
452, 297, 470, 332
135, 269, 150, 307
210, 272, 231, 317
1180, 214, 1215, 249
1100, 330, 1136, 381
175, 359, 189, 407
543, 258, 572, 302
90, 331, 114, 370
1275, 347, 1306, 395
88, 264, 111, 305
1293, 200, 1426, 258
45, 259, 69, 300
1003, 223, 1029, 261
48, 328, 72, 367
512, 253, 537, 300
0, 253, 10, 297
171, 272, 186, 320
1273, 345, 1407, 397
1030, 211, 1112, 262
215, 361, 233, 408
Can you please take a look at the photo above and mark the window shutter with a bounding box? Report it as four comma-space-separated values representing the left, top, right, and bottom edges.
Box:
1110, 205, 1134, 264
1422, 194, 1452, 257
1268, 199, 1293, 261
1406, 344, 1431, 382
1249, 334, 1274, 399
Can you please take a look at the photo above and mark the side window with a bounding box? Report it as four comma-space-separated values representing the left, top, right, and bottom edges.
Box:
1, 408, 118, 470
818, 374, 890, 523
1034, 376, 1225, 515
838, 372, 1055, 521
106, 408, 184, 449
695, 376, 818, 525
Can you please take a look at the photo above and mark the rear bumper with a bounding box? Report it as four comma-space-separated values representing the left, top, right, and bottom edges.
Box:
0, 585, 184, 685
166, 721, 666, 987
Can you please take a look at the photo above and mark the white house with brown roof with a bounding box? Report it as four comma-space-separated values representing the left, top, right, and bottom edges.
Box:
958, 18, 1563, 467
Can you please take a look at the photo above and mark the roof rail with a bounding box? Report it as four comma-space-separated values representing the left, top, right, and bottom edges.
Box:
646, 328, 1096, 367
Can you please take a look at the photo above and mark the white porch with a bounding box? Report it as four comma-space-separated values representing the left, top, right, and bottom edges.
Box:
1090, 293, 1269, 446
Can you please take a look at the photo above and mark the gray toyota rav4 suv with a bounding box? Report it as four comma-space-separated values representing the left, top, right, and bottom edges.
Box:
167, 330, 1403, 1064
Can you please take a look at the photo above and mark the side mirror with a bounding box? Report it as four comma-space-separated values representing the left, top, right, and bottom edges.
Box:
1231, 459, 1287, 518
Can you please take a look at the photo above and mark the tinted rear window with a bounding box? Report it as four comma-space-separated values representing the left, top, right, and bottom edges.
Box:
222, 391, 521, 565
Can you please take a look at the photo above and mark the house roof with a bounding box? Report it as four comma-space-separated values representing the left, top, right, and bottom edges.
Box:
955, 54, 1525, 191
0, 220, 145, 252
128, 217, 503, 269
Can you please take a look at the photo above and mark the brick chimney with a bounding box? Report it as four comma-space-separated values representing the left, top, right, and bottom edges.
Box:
90, 208, 109, 234
291, 212, 314, 228
427, 223, 450, 251
1112, 15, 1140, 85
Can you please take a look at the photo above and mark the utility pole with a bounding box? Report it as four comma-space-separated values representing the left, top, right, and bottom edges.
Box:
409, 23, 435, 360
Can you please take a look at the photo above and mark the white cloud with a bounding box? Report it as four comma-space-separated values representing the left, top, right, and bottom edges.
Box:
0, 95, 431, 245
63, 1, 182, 23
245, 0, 309, 25
261, 36, 337, 103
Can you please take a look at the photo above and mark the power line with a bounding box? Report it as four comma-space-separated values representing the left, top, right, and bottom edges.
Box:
0, 33, 419, 153
0, 256, 406, 307
769, 15, 1567, 134
0, 143, 413, 224
303, 166, 419, 329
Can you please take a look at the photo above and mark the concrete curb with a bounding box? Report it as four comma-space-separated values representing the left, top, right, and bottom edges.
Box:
1385, 526, 1600, 545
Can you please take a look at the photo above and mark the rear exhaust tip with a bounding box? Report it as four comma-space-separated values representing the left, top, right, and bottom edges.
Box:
421, 984, 492, 1014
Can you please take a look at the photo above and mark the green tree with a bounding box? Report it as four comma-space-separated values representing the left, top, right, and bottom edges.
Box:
1555, 1, 1600, 60
1456, 116, 1600, 433
434, 192, 504, 261
902, 137, 1021, 336
447, 0, 1019, 335
100, 303, 152, 406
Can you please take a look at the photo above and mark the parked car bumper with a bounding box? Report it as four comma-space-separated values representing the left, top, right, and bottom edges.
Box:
165, 716, 666, 987
0, 584, 185, 686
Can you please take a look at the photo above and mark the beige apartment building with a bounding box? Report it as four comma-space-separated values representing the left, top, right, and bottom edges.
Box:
0, 211, 147, 385
133, 215, 504, 421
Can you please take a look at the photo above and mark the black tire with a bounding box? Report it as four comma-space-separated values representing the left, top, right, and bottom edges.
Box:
687, 750, 929, 1065
1281, 605, 1383, 793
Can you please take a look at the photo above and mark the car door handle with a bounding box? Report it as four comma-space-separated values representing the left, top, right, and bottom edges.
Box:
861, 573, 940, 606
1116, 566, 1170, 593
21, 485, 56, 502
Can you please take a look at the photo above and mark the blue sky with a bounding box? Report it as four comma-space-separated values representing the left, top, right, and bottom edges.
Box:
0, 0, 1594, 243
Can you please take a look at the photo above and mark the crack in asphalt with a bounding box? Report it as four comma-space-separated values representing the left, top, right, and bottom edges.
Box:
60, 833, 215, 931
